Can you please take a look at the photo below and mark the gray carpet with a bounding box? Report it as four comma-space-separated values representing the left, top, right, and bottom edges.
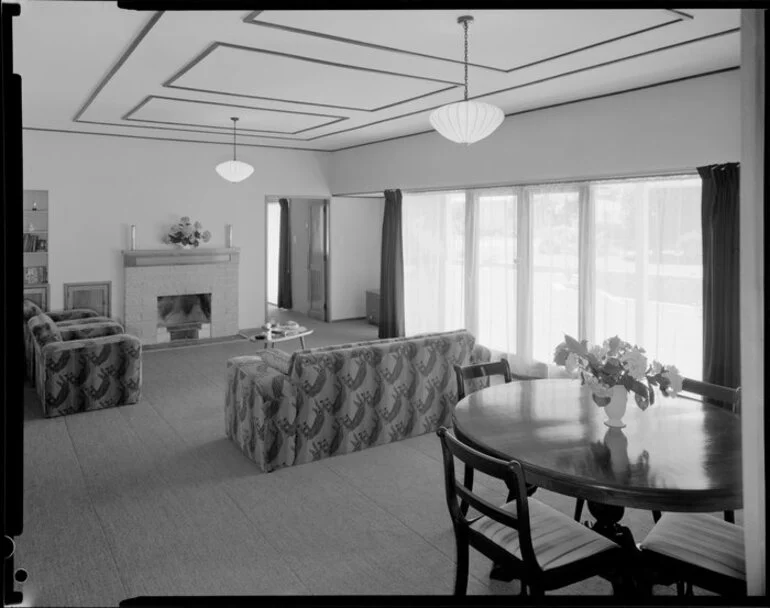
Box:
18, 313, 730, 605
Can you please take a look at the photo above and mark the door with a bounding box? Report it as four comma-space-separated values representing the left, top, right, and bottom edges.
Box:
308, 199, 329, 321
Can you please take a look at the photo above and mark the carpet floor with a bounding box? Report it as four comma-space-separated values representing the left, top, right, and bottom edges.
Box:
17, 312, 732, 605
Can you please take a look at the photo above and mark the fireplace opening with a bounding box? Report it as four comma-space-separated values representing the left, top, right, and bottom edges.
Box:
157, 293, 212, 342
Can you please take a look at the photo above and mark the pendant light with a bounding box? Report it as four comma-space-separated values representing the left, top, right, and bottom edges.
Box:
215, 117, 254, 183
429, 15, 504, 145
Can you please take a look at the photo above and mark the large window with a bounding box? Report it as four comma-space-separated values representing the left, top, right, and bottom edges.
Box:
402, 175, 703, 378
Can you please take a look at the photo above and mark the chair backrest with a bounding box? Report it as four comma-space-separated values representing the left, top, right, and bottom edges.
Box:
681, 378, 741, 414
454, 358, 512, 402
436, 427, 539, 569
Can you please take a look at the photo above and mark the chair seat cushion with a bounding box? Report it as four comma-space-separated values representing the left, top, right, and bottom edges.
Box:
640, 512, 745, 580
470, 497, 619, 571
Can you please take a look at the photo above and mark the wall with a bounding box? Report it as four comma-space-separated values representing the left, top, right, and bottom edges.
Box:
329, 70, 741, 194
739, 9, 765, 595
328, 196, 385, 321
23, 130, 331, 330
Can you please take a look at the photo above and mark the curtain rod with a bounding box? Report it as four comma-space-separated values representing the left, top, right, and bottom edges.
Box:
331, 168, 702, 197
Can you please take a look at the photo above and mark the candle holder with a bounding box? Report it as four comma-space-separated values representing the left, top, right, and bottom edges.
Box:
226, 224, 233, 248
130, 225, 136, 250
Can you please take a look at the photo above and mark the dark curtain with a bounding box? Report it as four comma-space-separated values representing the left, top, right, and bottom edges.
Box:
379, 189, 405, 338
277, 198, 293, 310
697, 163, 740, 389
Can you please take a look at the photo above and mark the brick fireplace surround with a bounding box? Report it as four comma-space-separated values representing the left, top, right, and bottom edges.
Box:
123, 248, 239, 345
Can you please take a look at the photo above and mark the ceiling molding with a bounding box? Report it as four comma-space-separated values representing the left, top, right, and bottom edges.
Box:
306, 28, 740, 142
23, 126, 331, 153
330, 66, 740, 153
243, 9, 686, 74
163, 41, 462, 112
122, 94, 348, 135
72, 11, 163, 122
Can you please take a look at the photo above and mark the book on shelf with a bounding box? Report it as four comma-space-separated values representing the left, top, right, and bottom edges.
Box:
24, 266, 47, 285
36, 237, 47, 252
23, 233, 39, 252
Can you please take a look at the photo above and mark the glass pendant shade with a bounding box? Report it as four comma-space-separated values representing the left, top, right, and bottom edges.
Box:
429, 100, 504, 144
215, 160, 254, 183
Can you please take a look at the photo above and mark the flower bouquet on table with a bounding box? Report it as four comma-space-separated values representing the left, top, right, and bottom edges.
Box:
553, 334, 684, 411
162, 216, 211, 248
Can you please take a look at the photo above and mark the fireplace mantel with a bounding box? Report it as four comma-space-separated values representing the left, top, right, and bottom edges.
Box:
123, 248, 240, 267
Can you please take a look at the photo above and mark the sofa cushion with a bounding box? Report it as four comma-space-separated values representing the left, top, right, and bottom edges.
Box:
23, 299, 43, 323
258, 349, 292, 375
29, 314, 62, 348
58, 321, 124, 341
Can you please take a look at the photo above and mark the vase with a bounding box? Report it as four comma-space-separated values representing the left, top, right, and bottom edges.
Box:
604, 385, 628, 428
603, 428, 630, 479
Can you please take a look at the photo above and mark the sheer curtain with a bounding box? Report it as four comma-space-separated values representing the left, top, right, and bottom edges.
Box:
592, 177, 703, 378
468, 188, 519, 356
402, 191, 465, 335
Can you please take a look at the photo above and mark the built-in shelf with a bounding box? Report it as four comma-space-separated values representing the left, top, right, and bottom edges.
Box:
23, 230, 48, 234
23, 190, 50, 310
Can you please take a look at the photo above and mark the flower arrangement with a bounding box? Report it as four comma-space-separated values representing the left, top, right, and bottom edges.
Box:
553, 334, 684, 410
162, 216, 211, 248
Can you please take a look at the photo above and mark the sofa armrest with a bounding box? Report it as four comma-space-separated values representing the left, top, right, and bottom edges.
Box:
58, 321, 124, 341
37, 333, 142, 417
472, 343, 493, 364
257, 349, 292, 375
47, 308, 100, 323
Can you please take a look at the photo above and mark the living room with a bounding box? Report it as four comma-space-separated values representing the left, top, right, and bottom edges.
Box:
5, 3, 765, 605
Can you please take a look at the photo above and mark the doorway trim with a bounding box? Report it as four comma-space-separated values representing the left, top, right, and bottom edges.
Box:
264, 195, 331, 323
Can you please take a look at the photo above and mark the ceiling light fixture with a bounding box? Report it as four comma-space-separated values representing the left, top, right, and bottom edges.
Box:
429, 15, 504, 145
215, 117, 254, 183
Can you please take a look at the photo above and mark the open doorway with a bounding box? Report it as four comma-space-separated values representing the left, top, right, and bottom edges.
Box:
265, 196, 330, 323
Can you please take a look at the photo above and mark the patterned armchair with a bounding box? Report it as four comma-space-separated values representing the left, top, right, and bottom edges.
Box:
226, 329, 493, 472
29, 313, 142, 417
23, 299, 108, 382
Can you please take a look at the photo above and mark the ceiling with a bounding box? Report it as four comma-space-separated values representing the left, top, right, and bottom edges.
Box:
14, 2, 741, 153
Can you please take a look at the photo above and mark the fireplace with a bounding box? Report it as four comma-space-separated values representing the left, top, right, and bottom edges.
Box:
157, 293, 212, 342
123, 248, 239, 345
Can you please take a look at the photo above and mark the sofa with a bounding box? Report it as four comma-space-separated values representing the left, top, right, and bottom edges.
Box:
27, 312, 142, 418
23, 299, 113, 383
225, 329, 492, 472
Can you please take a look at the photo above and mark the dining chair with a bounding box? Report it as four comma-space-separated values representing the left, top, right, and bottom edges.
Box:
650, 378, 741, 524
453, 359, 539, 517
639, 512, 746, 596
436, 427, 630, 596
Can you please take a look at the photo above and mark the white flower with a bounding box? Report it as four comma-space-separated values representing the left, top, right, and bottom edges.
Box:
589, 344, 609, 361
564, 352, 580, 375
194, 221, 202, 230
650, 360, 663, 376
180, 216, 190, 224
621, 350, 648, 381
662, 365, 684, 395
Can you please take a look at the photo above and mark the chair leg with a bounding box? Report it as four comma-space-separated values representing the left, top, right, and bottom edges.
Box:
676, 581, 685, 596
574, 498, 585, 522
461, 465, 474, 516
652, 510, 662, 523
685, 582, 694, 596
724, 510, 735, 523
454, 534, 469, 596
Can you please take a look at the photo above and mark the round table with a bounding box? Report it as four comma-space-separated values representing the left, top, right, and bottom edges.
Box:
452, 378, 742, 516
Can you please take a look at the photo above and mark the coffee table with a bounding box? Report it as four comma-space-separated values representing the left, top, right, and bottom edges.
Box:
249, 327, 313, 350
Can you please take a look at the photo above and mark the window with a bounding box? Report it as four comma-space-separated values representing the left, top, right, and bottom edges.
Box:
402, 191, 465, 335
402, 174, 702, 378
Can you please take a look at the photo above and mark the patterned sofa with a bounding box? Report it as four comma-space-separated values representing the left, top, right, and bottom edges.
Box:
225, 329, 492, 472
28, 312, 142, 418
23, 299, 113, 383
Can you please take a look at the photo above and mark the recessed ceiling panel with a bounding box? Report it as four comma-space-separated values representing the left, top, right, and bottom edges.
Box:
166, 43, 460, 111
125, 96, 345, 134
252, 9, 679, 72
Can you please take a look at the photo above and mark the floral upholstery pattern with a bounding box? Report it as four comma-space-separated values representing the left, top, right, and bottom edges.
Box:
225, 356, 296, 472
30, 314, 142, 418
225, 330, 491, 472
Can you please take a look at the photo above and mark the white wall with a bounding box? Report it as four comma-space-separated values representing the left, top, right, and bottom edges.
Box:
740, 9, 765, 596
329, 70, 741, 194
328, 197, 385, 321
23, 130, 331, 330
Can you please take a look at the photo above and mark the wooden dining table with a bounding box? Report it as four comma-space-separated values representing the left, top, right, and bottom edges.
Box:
452, 378, 743, 549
